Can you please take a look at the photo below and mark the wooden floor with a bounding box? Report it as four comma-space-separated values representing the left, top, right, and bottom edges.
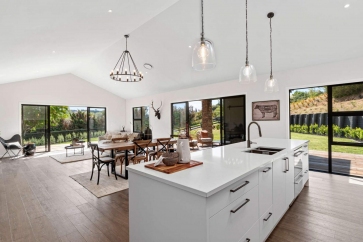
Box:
1, 155, 363, 242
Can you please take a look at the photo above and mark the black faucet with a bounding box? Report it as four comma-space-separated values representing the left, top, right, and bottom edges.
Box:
247, 122, 262, 148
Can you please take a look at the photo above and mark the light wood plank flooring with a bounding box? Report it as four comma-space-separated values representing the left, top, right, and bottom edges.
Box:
1, 155, 363, 241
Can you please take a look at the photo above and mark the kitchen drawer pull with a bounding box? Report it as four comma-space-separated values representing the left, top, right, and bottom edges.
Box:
262, 167, 271, 173
230, 181, 249, 193
304, 144, 308, 147
263, 212, 273, 221
305, 170, 309, 173
304, 153, 308, 156
230, 199, 250, 213
294, 151, 304, 157
283, 157, 289, 172
246, 239, 251, 242
295, 175, 304, 184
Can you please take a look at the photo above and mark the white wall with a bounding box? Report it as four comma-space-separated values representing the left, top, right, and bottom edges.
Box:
126, 57, 363, 140
0, 74, 125, 156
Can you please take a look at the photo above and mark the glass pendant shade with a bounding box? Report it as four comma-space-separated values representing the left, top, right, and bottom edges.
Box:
192, 40, 216, 71
264, 76, 279, 93
239, 63, 257, 83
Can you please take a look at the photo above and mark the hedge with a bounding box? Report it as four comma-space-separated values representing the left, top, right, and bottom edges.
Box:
290, 123, 363, 141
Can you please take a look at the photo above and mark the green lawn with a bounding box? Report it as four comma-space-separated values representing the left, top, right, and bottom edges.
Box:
291, 132, 363, 154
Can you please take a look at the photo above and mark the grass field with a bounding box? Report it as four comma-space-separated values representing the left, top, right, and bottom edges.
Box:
291, 132, 363, 154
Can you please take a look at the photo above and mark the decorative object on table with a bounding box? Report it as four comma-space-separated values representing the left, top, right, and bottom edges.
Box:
176, 139, 191, 163
122, 126, 126, 132
239, 0, 257, 83
252, 100, 280, 121
144, 127, 152, 140
151, 101, 162, 119
162, 153, 179, 166
192, 0, 216, 71
264, 12, 279, 93
0, 134, 23, 159
145, 160, 203, 174
23, 143, 36, 156
110, 35, 144, 82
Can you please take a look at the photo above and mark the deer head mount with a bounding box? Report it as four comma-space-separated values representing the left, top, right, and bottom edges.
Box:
151, 101, 162, 120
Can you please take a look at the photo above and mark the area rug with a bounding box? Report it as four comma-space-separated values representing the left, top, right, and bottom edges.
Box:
50, 150, 109, 164
70, 169, 128, 198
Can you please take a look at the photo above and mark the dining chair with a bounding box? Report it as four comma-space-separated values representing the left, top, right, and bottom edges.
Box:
132, 140, 151, 164
89, 142, 117, 185
115, 140, 135, 173
149, 138, 171, 160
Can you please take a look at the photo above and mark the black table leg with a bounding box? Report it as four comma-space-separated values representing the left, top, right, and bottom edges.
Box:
111, 149, 128, 180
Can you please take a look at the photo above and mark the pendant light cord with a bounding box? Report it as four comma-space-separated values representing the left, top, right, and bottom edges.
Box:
201, 0, 204, 40
270, 17, 273, 78
245, 0, 248, 64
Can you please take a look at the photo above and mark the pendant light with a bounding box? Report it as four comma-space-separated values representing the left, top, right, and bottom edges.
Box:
192, 0, 216, 71
264, 12, 279, 92
239, 0, 257, 83
110, 35, 143, 82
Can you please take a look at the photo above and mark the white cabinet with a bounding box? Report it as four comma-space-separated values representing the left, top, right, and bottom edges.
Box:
285, 152, 295, 207
302, 143, 309, 185
258, 163, 273, 217
238, 220, 259, 242
209, 186, 259, 242
259, 205, 274, 242
272, 156, 286, 224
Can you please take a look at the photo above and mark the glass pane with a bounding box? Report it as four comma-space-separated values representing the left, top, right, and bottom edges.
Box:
333, 83, 363, 112
333, 116, 363, 143
188, 101, 202, 140
49, 105, 72, 151
172, 103, 187, 136
133, 120, 142, 133
223, 96, 245, 144
133, 107, 141, 119
290, 86, 329, 172
22, 105, 49, 152
332, 145, 363, 177
142, 107, 149, 132
89, 107, 106, 142
212, 99, 221, 146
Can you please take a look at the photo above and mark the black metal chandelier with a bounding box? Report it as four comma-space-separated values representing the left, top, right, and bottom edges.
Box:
110, 35, 143, 82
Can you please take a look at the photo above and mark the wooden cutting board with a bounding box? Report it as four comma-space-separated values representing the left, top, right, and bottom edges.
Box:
144, 160, 203, 174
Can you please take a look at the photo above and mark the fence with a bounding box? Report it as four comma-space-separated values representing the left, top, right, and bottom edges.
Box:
290, 113, 363, 129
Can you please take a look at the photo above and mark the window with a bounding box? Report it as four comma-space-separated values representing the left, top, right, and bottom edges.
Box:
133, 106, 149, 133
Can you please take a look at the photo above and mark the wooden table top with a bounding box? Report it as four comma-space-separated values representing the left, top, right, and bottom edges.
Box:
98, 139, 177, 151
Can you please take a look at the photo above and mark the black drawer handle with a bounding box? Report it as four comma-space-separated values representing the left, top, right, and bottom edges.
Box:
262, 167, 271, 173
246, 239, 251, 242
230, 181, 250, 193
263, 212, 272, 221
305, 170, 308, 173
230, 199, 250, 213
304, 153, 308, 156
304, 145, 308, 147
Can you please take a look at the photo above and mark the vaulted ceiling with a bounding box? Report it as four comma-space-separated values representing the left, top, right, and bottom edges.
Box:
1, 0, 363, 99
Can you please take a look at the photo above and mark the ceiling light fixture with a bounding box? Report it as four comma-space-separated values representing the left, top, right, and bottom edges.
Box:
110, 35, 143, 82
192, 0, 216, 71
344, 4, 350, 8
239, 0, 257, 83
264, 12, 279, 93
108, 10, 112, 13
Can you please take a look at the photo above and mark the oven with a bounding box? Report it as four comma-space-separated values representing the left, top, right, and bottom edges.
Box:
293, 146, 304, 198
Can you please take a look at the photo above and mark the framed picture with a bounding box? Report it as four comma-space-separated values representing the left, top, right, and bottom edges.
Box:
252, 100, 280, 121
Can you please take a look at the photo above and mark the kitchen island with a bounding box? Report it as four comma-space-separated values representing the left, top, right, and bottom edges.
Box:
127, 138, 309, 242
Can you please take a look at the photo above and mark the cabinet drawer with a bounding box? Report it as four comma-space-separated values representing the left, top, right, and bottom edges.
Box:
238, 220, 259, 242
258, 164, 273, 217
209, 186, 259, 242
302, 143, 309, 152
303, 170, 309, 185
208, 171, 258, 217
294, 175, 304, 198
260, 205, 274, 242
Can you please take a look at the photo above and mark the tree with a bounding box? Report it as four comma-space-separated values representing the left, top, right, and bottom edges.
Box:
290, 91, 309, 103
69, 110, 87, 130
50, 106, 69, 127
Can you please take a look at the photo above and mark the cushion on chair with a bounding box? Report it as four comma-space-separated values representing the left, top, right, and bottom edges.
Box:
6, 142, 23, 149
200, 138, 212, 142
201, 130, 209, 138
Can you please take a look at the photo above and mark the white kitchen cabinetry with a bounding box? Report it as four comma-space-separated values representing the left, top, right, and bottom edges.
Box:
285, 152, 295, 206
272, 155, 287, 224
302, 144, 309, 185
238, 220, 259, 242
258, 163, 273, 217
259, 205, 274, 242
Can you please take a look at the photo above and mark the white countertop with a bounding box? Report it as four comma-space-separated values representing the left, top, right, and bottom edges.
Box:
127, 138, 308, 197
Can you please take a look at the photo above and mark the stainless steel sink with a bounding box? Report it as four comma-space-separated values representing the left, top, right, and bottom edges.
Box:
243, 147, 284, 155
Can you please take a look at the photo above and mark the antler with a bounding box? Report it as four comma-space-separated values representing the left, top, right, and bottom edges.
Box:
157, 101, 162, 111
151, 101, 156, 111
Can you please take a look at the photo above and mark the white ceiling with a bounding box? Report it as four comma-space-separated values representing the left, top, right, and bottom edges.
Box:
0, 0, 179, 84
1, 0, 363, 99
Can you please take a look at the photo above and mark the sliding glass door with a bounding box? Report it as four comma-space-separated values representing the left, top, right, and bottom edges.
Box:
290, 82, 363, 177
22, 105, 50, 152
171, 102, 188, 136
88, 107, 107, 142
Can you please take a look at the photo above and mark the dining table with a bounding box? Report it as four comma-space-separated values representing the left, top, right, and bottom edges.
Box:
98, 139, 177, 179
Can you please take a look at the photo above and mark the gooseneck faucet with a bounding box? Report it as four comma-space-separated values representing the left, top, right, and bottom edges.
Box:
247, 122, 262, 148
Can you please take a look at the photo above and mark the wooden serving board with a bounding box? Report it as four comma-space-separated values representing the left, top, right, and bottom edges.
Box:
144, 160, 203, 174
